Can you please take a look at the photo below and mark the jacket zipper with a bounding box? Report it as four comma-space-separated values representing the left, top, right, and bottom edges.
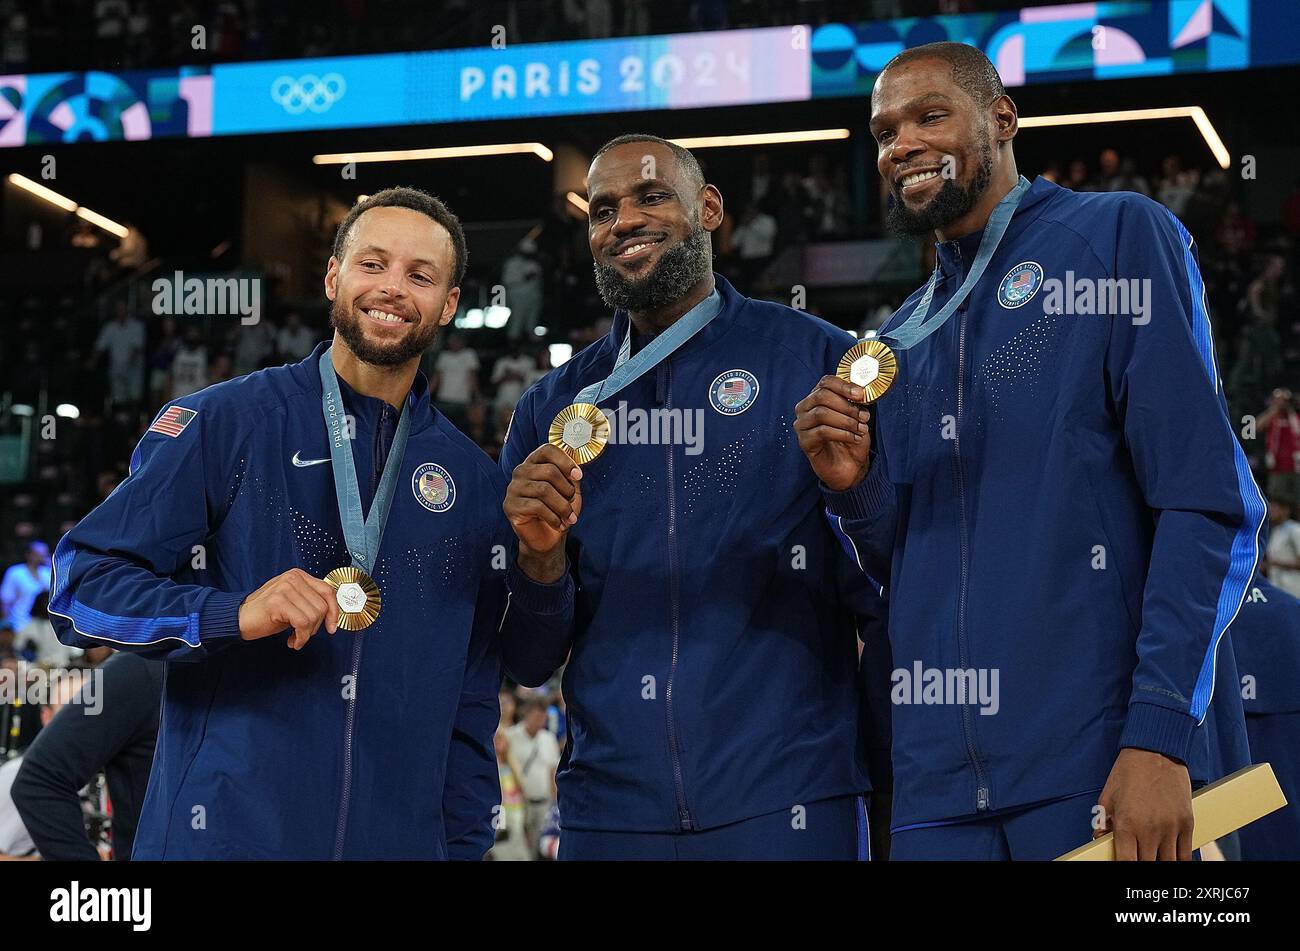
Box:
662, 360, 696, 831
951, 244, 991, 813
333, 401, 392, 858
333, 632, 364, 858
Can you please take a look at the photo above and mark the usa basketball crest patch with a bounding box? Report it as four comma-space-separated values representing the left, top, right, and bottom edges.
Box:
412, 463, 455, 512
998, 261, 1043, 309
708, 369, 760, 416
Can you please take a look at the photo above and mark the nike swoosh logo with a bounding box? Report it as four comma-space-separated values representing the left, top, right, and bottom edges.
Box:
291, 451, 331, 467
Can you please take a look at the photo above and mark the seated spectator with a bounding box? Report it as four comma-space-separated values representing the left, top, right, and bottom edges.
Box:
1063, 159, 1089, 191
94, 302, 146, 410
1266, 496, 1300, 599
1156, 155, 1197, 216
1090, 148, 1149, 195
1258, 389, 1300, 511
276, 310, 316, 361
1, 541, 51, 632
431, 333, 480, 432
505, 698, 560, 859
17, 592, 81, 668
730, 203, 778, 292
169, 326, 209, 400
492, 345, 536, 436
1216, 200, 1258, 259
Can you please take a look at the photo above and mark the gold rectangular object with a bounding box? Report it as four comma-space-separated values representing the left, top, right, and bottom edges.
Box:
1055, 763, 1288, 861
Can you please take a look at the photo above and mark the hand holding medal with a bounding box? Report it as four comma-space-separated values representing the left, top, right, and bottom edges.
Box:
236, 568, 342, 650
504, 443, 583, 579
794, 374, 874, 493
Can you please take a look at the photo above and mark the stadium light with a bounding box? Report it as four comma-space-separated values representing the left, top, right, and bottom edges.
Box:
75, 206, 130, 238
6, 174, 130, 237
1019, 107, 1231, 170
10, 404, 34, 417
55, 404, 80, 419
549, 343, 573, 367
566, 191, 589, 215
7, 174, 76, 211
670, 129, 852, 150
313, 143, 554, 165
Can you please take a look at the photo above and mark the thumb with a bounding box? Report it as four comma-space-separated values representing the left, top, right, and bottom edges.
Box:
571, 478, 582, 520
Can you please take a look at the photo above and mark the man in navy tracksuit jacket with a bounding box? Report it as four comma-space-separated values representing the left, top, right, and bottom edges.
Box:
50, 189, 505, 859
499, 135, 887, 859
798, 44, 1260, 860
1231, 573, 1300, 859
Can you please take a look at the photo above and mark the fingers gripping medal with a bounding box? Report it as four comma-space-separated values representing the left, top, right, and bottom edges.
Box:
837, 339, 897, 404
550, 403, 610, 465
324, 566, 382, 631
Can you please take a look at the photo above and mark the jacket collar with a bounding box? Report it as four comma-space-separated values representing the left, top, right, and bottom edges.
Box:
935, 175, 1060, 280
298, 340, 434, 433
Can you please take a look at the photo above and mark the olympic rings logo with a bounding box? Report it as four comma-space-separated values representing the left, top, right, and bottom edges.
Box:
270, 73, 347, 114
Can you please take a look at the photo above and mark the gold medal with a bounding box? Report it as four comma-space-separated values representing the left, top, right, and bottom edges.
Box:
549, 402, 610, 465
837, 339, 897, 403
323, 566, 381, 631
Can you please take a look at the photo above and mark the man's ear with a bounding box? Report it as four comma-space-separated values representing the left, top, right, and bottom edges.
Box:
324, 256, 340, 301
700, 184, 725, 232
992, 94, 1018, 145
439, 286, 461, 327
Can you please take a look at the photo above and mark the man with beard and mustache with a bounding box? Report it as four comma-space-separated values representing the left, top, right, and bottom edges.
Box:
50, 188, 508, 859
796, 43, 1259, 860
497, 134, 891, 859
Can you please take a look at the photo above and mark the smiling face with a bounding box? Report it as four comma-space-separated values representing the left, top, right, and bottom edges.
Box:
586, 142, 722, 317
870, 57, 1012, 237
324, 205, 460, 367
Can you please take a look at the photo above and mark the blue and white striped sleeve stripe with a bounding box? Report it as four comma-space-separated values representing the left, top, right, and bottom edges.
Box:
1165, 208, 1267, 723
48, 538, 201, 649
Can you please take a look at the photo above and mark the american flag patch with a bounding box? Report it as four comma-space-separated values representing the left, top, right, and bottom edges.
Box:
149, 405, 198, 438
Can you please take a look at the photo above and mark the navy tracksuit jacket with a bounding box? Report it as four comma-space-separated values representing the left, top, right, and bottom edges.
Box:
50, 343, 506, 859
499, 274, 887, 842
827, 178, 1261, 831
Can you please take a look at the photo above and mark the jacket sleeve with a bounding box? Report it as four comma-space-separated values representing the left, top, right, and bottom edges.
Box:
497, 386, 578, 687
1106, 199, 1266, 763
821, 494, 893, 792
820, 442, 898, 593
48, 401, 252, 662
442, 535, 506, 861
12, 653, 161, 861
851, 577, 894, 795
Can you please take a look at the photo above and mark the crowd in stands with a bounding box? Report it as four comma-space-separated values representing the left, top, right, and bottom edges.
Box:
3, 146, 1297, 550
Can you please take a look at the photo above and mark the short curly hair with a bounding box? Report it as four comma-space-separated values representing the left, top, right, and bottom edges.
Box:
879, 41, 1007, 107
332, 186, 468, 286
